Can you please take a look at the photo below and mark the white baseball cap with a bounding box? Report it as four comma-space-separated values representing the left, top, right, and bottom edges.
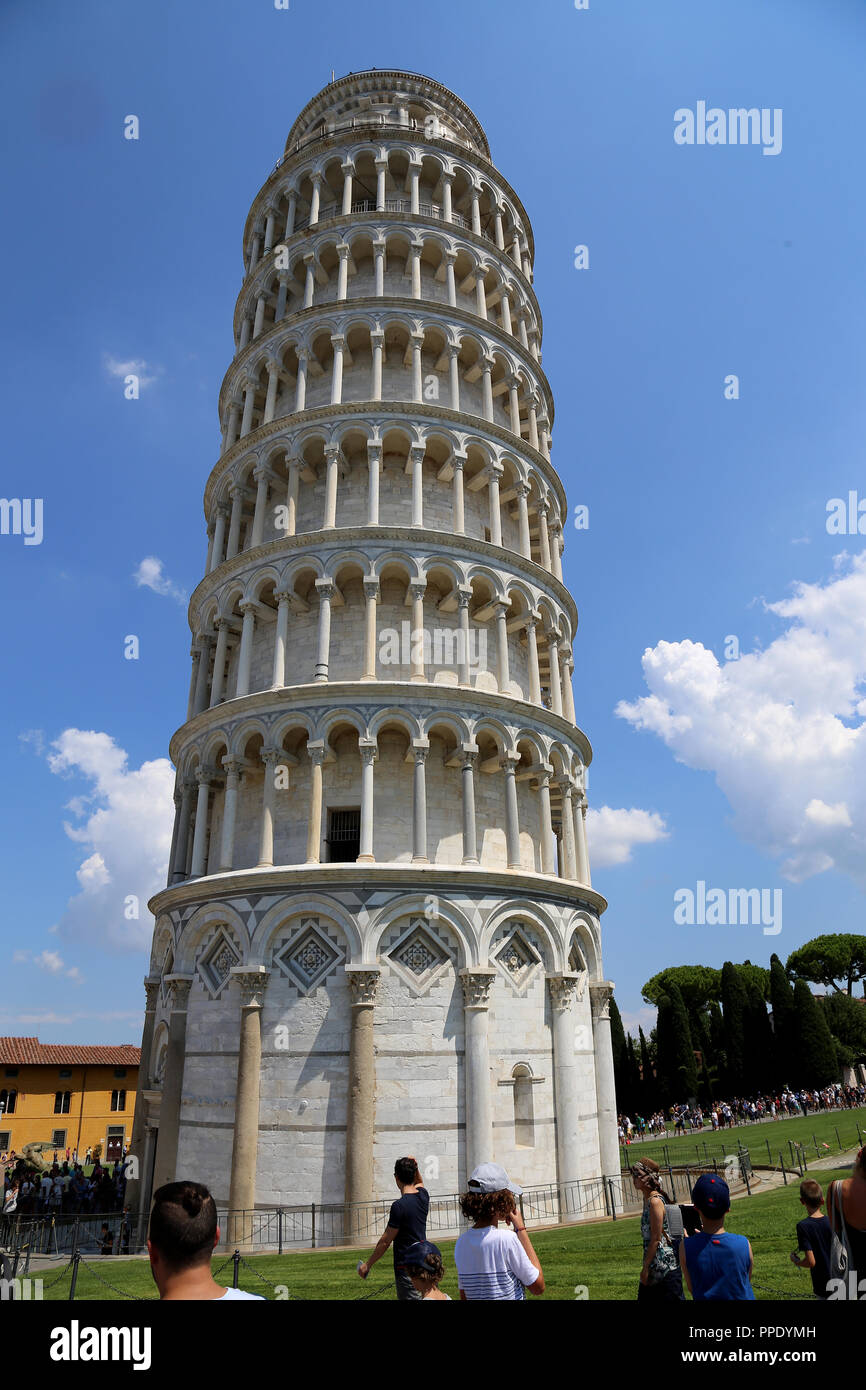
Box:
467, 1162, 522, 1195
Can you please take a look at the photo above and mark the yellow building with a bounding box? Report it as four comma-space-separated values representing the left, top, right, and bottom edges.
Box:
0, 1037, 140, 1165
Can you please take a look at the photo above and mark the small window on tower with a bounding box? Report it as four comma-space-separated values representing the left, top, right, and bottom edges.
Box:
326, 808, 360, 862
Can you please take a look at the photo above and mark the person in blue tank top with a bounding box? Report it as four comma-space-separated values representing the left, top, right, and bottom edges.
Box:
680, 1173, 755, 1301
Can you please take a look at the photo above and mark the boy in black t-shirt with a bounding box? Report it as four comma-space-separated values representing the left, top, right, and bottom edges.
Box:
791, 1179, 833, 1299
358, 1157, 430, 1301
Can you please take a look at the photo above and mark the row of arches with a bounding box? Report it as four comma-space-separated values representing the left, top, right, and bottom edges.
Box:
168, 711, 591, 886
219, 311, 552, 460
234, 222, 541, 361
151, 893, 599, 984
188, 550, 576, 719
205, 424, 566, 584
245, 141, 531, 283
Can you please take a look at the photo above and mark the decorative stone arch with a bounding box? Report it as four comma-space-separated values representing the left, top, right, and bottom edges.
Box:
254, 893, 362, 963
150, 1021, 169, 1088
480, 898, 559, 975
175, 900, 251, 975
470, 714, 516, 760
365, 705, 421, 742
149, 914, 176, 976
244, 564, 282, 604
280, 552, 328, 590
563, 909, 601, 979
227, 717, 270, 759
419, 709, 472, 745
314, 705, 368, 745
270, 710, 316, 749
365, 892, 475, 969
370, 548, 424, 584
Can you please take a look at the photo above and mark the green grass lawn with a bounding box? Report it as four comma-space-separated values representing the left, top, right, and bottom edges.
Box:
39, 1162, 856, 1302
620, 1106, 866, 1170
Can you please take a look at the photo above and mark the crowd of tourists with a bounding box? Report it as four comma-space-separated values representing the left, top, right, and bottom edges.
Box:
633, 1148, 866, 1303
2, 1152, 131, 1218
619, 1081, 866, 1143
129, 1142, 866, 1301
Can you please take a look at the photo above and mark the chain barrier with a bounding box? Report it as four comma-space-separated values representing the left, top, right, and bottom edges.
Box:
39, 1259, 74, 1292
75, 1255, 156, 1301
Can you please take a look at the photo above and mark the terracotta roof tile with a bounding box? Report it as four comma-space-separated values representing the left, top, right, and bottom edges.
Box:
0, 1036, 140, 1066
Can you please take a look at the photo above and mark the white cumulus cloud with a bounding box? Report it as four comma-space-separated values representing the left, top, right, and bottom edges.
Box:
616, 553, 866, 885
46, 729, 175, 951
133, 556, 188, 606
103, 354, 162, 388
587, 807, 669, 867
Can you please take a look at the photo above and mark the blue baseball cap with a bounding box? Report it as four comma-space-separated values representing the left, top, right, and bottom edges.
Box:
692, 1173, 730, 1214
402, 1240, 443, 1274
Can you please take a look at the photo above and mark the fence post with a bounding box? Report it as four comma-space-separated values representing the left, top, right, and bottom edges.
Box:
278, 1208, 283, 1256
69, 1251, 80, 1301
857, 1123, 863, 1148
813, 1133, 820, 1158
765, 1139, 772, 1164
232, 1248, 240, 1288
788, 1140, 795, 1167
712, 1156, 718, 1174
608, 1177, 617, 1221
742, 1160, 752, 1196
311, 1202, 316, 1249
834, 1126, 842, 1151
518, 1193, 525, 1224
779, 1153, 788, 1185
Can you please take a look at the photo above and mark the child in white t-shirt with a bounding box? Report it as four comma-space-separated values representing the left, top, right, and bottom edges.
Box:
454, 1163, 544, 1300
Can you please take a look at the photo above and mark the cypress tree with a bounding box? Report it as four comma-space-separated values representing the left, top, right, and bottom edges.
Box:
792, 979, 839, 1087
638, 1026, 655, 1110
743, 983, 774, 1093
656, 982, 698, 1105
609, 995, 629, 1111
769, 952, 795, 1087
721, 961, 748, 1093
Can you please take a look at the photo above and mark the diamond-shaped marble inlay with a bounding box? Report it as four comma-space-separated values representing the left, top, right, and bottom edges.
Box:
200, 932, 240, 995
386, 921, 450, 995
495, 928, 540, 992
277, 920, 343, 994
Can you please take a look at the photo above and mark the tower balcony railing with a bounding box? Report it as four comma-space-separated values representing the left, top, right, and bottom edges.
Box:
272, 115, 478, 172
289, 197, 480, 239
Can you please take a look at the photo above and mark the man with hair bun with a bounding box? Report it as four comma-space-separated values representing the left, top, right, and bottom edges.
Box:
453, 1163, 544, 1300
147, 1181, 264, 1300
358, 1156, 430, 1300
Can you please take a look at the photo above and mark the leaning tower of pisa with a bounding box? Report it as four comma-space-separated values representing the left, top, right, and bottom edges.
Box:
132, 70, 619, 1227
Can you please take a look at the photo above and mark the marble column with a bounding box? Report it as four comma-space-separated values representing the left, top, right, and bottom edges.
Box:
257, 747, 281, 867
209, 619, 230, 707
314, 580, 334, 681
548, 974, 583, 1200
344, 967, 381, 1225
536, 769, 556, 875
575, 793, 591, 886
558, 779, 578, 880
235, 602, 256, 697
227, 966, 270, 1245
502, 755, 521, 869
411, 743, 429, 862
409, 445, 425, 526
526, 614, 542, 705
305, 744, 325, 862
590, 982, 620, 1190
487, 465, 503, 547
219, 757, 243, 871
451, 451, 466, 531
460, 748, 479, 864
358, 742, 377, 863
362, 579, 379, 680
271, 590, 290, 688
409, 582, 426, 682
189, 769, 213, 877
126, 977, 160, 1216
459, 969, 497, 1178
171, 782, 195, 883
515, 482, 531, 558
150, 975, 193, 1194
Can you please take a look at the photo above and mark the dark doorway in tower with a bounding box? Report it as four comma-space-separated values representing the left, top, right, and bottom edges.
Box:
327, 808, 361, 862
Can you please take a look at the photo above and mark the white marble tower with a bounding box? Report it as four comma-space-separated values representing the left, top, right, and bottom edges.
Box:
132, 70, 618, 1227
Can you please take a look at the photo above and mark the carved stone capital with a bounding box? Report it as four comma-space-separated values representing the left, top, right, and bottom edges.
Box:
165, 975, 194, 1011
459, 968, 497, 1009
144, 978, 160, 1010
589, 981, 615, 1021
547, 973, 579, 1013
232, 965, 270, 1009
346, 967, 381, 1006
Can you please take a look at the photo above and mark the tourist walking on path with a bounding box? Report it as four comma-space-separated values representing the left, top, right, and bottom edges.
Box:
357, 1156, 429, 1301
790, 1180, 833, 1300
680, 1174, 755, 1300
632, 1158, 685, 1302
453, 1163, 544, 1300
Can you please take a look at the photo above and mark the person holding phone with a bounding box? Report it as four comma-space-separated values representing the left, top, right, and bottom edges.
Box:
453, 1163, 544, 1300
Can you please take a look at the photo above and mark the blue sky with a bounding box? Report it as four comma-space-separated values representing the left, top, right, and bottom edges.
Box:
1, 0, 864, 1044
